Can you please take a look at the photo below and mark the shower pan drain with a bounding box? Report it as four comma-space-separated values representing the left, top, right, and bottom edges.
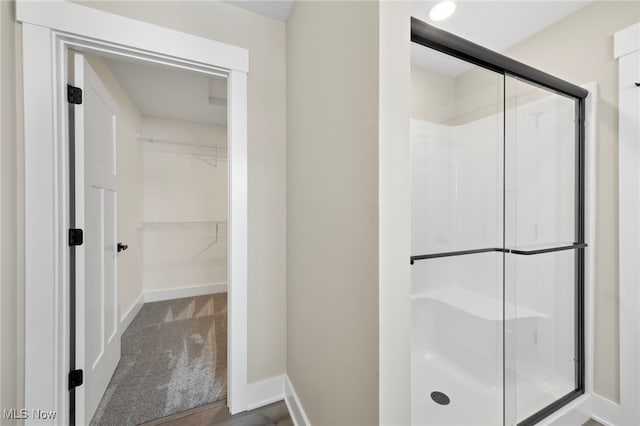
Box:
430, 391, 450, 405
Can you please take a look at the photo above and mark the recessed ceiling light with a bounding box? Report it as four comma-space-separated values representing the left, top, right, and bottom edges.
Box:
429, 1, 457, 21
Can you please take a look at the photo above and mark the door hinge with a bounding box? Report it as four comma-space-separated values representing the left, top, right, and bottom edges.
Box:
67, 84, 83, 104
69, 228, 84, 246
69, 369, 83, 389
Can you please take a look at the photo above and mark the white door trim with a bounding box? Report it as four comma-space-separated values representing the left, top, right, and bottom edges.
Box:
18, 2, 249, 424
614, 21, 640, 426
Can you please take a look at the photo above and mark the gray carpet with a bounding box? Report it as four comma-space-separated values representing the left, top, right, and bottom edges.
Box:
91, 294, 227, 426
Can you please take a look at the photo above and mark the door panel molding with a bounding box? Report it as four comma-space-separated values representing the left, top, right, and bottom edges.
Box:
71, 52, 121, 425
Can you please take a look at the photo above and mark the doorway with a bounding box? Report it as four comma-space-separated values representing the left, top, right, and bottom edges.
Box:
19, 3, 249, 424
69, 51, 231, 425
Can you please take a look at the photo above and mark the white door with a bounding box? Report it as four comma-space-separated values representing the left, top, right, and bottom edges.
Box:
71, 52, 120, 425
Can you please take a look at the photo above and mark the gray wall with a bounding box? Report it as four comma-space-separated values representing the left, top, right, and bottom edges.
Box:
411, 65, 456, 123
286, 2, 380, 424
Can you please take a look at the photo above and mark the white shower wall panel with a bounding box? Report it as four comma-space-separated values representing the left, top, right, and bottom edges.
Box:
411, 118, 503, 257
411, 120, 453, 257
411, 92, 576, 423
411, 116, 502, 301
505, 92, 575, 249
505, 92, 577, 395
451, 116, 503, 253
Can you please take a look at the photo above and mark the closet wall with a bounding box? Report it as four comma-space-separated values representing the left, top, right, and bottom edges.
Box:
82, 54, 229, 312
141, 117, 228, 294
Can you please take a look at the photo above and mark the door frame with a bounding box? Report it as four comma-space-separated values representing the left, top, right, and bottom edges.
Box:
615, 21, 640, 426
18, 2, 249, 424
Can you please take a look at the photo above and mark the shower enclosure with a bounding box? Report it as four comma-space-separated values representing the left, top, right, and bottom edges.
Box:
410, 18, 587, 426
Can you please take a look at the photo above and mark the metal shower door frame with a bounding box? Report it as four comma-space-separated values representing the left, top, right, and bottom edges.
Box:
410, 16, 587, 426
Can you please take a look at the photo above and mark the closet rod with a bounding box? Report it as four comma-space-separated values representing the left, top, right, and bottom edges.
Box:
141, 220, 227, 230
137, 135, 228, 151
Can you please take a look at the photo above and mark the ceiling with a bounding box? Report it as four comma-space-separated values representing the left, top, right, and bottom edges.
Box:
102, 1, 593, 117
104, 57, 227, 126
226, 0, 294, 21
411, 1, 591, 76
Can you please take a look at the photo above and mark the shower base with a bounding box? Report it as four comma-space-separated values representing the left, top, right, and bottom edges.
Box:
411, 350, 573, 425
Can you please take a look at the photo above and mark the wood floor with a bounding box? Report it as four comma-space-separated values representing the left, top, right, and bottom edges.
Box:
143, 399, 600, 426
143, 399, 293, 426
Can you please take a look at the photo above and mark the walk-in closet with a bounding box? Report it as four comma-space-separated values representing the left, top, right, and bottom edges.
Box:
76, 52, 230, 425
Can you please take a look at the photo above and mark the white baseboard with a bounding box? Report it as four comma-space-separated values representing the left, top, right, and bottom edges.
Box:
120, 293, 144, 332
590, 393, 624, 426
543, 394, 592, 426
246, 375, 285, 411
143, 282, 227, 303
541, 393, 624, 426
284, 375, 311, 426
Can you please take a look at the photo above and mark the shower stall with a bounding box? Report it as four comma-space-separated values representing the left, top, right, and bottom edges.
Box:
410, 19, 587, 426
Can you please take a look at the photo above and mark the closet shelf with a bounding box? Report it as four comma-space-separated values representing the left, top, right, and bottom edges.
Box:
142, 220, 227, 230
138, 135, 227, 167
411, 287, 548, 321
142, 221, 226, 236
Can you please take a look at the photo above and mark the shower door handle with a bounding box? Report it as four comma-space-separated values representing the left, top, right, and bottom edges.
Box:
410, 247, 508, 264
508, 243, 586, 256
410, 243, 587, 263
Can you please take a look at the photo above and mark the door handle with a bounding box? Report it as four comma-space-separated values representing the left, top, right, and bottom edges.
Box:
508, 243, 586, 255
117, 242, 128, 253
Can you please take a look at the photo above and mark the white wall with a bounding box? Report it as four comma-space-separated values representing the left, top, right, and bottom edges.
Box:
287, 2, 380, 424
141, 117, 228, 292
84, 54, 145, 325
379, 2, 412, 423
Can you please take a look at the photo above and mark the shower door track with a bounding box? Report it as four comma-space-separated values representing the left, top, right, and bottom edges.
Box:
410, 17, 587, 426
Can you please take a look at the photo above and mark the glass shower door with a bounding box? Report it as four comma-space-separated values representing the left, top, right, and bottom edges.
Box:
410, 29, 586, 425
503, 75, 584, 425
410, 44, 506, 426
